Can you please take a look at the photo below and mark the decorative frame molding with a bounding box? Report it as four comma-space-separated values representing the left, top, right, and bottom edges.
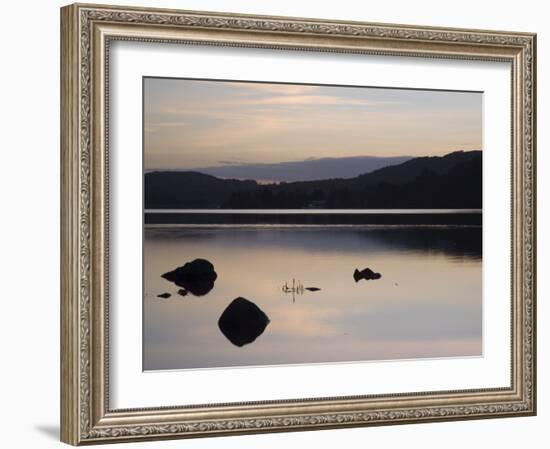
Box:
60, 3, 536, 445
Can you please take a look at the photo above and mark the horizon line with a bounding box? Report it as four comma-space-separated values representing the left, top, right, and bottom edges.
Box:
144, 149, 482, 173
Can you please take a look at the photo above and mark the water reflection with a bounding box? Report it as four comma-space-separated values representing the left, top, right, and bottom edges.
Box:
143, 225, 482, 370
146, 226, 482, 259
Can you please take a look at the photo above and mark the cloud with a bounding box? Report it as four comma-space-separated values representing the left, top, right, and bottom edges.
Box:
238, 94, 395, 107
157, 94, 402, 114
217, 160, 242, 165
144, 121, 190, 133
235, 83, 321, 96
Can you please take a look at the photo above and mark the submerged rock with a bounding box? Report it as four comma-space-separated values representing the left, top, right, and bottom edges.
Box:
177, 289, 188, 297
305, 287, 321, 292
218, 297, 270, 347
157, 292, 171, 299
353, 268, 382, 282
162, 259, 217, 296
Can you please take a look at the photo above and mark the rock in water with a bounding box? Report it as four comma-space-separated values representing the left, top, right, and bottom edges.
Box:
162, 259, 217, 296
353, 267, 382, 282
157, 292, 171, 299
177, 289, 188, 297
218, 297, 270, 347
305, 287, 321, 291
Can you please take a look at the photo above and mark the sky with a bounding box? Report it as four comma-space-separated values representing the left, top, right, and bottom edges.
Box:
144, 77, 482, 178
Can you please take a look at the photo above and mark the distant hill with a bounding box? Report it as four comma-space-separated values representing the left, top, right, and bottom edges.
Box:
188, 155, 413, 183
144, 150, 482, 209
145, 171, 257, 209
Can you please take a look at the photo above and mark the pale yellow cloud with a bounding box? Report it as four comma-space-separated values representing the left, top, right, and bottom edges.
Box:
238, 94, 400, 107
235, 83, 321, 96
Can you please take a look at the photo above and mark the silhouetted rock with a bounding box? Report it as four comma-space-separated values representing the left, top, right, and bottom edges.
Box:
305, 287, 321, 291
157, 293, 171, 299
353, 268, 382, 282
218, 297, 270, 347
177, 289, 188, 297
162, 259, 217, 296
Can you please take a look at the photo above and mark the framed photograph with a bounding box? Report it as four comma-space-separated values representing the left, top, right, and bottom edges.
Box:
60, 3, 537, 445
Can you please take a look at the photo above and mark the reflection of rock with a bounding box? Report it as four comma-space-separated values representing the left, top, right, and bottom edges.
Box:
353, 268, 382, 282
218, 297, 270, 347
177, 289, 188, 297
157, 293, 171, 299
162, 259, 217, 296
305, 287, 321, 291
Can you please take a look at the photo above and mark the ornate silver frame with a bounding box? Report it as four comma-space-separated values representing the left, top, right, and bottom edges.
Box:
60, 3, 536, 445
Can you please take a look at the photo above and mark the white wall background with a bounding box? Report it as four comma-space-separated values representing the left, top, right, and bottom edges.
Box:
0, 0, 545, 448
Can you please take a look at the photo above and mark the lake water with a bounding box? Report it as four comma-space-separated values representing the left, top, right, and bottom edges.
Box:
143, 213, 482, 371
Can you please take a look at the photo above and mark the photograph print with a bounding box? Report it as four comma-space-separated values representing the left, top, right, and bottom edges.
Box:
143, 77, 482, 371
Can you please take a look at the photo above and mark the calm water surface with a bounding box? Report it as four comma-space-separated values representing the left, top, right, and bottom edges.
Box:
143, 219, 482, 371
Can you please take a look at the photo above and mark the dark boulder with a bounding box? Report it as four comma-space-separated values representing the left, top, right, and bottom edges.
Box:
305, 287, 321, 291
177, 289, 188, 297
157, 292, 171, 299
162, 259, 217, 296
218, 297, 270, 347
353, 268, 382, 282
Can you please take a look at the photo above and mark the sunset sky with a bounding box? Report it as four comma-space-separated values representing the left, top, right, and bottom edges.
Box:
144, 77, 482, 174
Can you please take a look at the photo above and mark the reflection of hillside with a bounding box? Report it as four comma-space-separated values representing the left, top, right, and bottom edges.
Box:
145, 211, 481, 226
145, 226, 482, 259
360, 227, 482, 258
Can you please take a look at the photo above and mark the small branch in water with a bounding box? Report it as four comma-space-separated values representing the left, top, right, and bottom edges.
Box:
282, 279, 320, 301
